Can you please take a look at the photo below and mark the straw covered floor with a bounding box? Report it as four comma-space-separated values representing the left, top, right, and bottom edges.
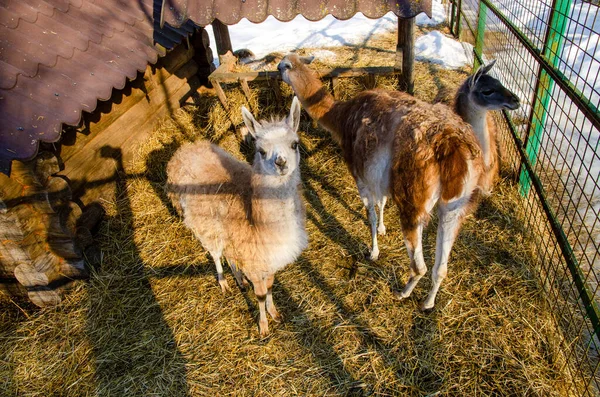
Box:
0, 27, 588, 396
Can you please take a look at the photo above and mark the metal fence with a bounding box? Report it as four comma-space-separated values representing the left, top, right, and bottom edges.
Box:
448, 0, 600, 394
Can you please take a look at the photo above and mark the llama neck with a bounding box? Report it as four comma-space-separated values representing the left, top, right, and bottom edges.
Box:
291, 72, 343, 144
250, 171, 301, 223
455, 93, 493, 167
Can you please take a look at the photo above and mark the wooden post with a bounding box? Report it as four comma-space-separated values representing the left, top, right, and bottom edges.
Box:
269, 79, 282, 104
211, 19, 233, 62
192, 28, 216, 86
396, 17, 415, 94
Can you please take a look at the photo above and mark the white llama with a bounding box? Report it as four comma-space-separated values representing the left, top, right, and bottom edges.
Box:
166, 97, 307, 335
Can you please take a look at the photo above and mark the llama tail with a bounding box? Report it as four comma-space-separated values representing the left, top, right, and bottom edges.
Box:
433, 125, 482, 202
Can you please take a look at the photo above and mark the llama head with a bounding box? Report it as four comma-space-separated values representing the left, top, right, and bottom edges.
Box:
241, 97, 302, 177
462, 60, 520, 111
277, 53, 315, 88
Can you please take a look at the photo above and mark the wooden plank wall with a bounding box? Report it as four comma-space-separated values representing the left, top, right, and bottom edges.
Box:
58, 31, 211, 205
0, 29, 213, 306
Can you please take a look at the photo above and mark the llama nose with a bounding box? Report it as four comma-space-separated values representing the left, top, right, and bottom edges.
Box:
278, 60, 292, 72
275, 156, 287, 169
508, 93, 521, 109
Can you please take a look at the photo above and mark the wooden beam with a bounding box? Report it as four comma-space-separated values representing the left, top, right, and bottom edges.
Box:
331, 77, 340, 100
210, 66, 399, 84
397, 17, 415, 94
211, 19, 232, 61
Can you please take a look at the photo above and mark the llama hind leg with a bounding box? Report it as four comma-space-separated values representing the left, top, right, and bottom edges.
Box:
357, 182, 379, 260
361, 196, 380, 261
422, 201, 466, 311
228, 260, 249, 290
395, 222, 426, 300
265, 274, 281, 322
377, 196, 387, 235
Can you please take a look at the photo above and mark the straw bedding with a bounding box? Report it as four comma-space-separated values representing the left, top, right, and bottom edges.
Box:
0, 28, 588, 396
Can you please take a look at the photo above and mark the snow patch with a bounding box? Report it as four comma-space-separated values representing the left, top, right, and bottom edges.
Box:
310, 49, 338, 62
207, 12, 399, 62
415, 31, 472, 69
206, 0, 447, 63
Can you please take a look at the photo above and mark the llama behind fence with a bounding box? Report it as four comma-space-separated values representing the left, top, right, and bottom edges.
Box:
166, 98, 307, 336
278, 54, 519, 310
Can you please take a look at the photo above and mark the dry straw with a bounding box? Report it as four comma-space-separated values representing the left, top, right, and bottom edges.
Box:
0, 28, 589, 396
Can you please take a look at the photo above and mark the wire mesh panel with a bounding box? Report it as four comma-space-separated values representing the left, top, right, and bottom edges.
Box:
449, 0, 600, 395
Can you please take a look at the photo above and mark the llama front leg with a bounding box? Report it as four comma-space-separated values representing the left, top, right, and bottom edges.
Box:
377, 196, 387, 235
421, 201, 466, 311
395, 222, 426, 300
265, 274, 281, 322
212, 253, 230, 293
251, 276, 270, 337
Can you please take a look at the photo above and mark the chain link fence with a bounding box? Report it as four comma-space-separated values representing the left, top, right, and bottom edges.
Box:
448, 0, 600, 394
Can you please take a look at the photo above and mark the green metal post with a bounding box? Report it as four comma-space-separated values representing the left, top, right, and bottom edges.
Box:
519, 0, 573, 195
474, 1, 487, 69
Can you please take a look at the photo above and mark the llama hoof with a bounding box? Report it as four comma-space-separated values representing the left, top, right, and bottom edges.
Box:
218, 276, 231, 294
377, 225, 386, 236
234, 277, 248, 291
420, 301, 435, 313
369, 249, 379, 261
259, 321, 270, 337
268, 309, 282, 323
393, 289, 409, 300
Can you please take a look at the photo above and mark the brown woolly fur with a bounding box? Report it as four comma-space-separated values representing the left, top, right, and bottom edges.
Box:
0, 31, 590, 396
278, 52, 520, 309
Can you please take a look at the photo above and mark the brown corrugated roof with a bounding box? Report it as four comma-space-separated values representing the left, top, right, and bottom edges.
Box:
161, 0, 432, 26
0, 0, 431, 175
0, 0, 195, 174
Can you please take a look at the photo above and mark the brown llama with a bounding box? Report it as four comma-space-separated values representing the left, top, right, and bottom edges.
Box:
278, 54, 519, 310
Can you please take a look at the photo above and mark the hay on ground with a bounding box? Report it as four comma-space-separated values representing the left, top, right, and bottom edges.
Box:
0, 29, 590, 396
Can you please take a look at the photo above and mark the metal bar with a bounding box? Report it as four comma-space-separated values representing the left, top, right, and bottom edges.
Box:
481, 0, 600, 132
450, 0, 457, 36
460, 9, 476, 38
456, 0, 463, 37
474, 1, 488, 70
500, 109, 600, 340
519, 0, 573, 195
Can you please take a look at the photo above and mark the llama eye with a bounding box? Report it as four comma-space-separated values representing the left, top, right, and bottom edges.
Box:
258, 148, 266, 158
481, 90, 494, 96
291, 141, 299, 150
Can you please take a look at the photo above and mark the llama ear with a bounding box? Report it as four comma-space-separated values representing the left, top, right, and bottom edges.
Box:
286, 96, 302, 132
478, 59, 496, 76
241, 106, 260, 138
299, 56, 315, 65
